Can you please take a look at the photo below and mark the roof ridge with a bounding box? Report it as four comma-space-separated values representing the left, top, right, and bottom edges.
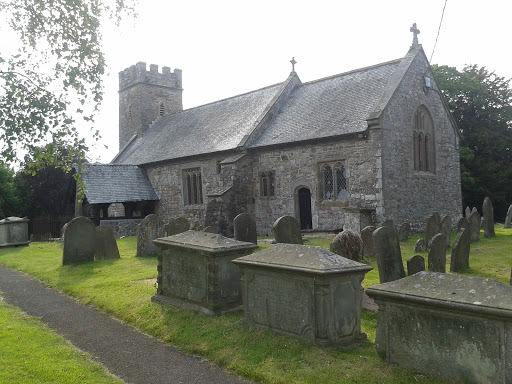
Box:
301, 57, 403, 86
179, 81, 285, 113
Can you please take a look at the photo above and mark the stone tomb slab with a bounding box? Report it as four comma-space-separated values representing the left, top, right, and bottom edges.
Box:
233, 244, 372, 347
152, 230, 258, 316
367, 272, 512, 384
0, 216, 30, 247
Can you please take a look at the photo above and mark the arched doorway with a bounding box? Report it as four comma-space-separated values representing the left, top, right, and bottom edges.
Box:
298, 187, 312, 230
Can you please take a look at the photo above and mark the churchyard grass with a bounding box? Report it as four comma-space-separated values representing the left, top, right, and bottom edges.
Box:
0, 226, 511, 383
0, 299, 123, 384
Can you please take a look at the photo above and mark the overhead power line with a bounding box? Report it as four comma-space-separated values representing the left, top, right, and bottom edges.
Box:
430, 0, 448, 63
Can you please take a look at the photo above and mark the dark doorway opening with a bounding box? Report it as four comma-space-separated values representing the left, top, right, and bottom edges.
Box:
298, 187, 312, 230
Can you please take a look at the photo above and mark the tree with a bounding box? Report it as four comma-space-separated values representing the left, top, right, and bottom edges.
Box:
432, 64, 512, 220
0, 0, 135, 167
0, 162, 30, 218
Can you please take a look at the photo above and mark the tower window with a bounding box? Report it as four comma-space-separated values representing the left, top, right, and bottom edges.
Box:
159, 102, 165, 116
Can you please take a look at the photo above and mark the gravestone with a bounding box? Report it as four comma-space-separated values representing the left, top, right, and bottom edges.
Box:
397, 223, 411, 242
482, 196, 495, 238
414, 238, 426, 253
329, 230, 363, 262
407, 255, 425, 275
381, 220, 394, 228
152, 231, 258, 315
136, 214, 163, 257
163, 217, 190, 236
373, 226, 405, 283
192, 221, 202, 231
450, 227, 470, 273
456, 217, 469, 233
0, 216, 30, 247
360, 226, 376, 259
468, 210, 481, 242
424, 213, 441, 247
465, 206, 471, 219
367, 272, 512, 384
233, 213, 257, 245
505, 204, 512, 229
471, 207, 478, 214
428, 233, 446, 273
62, 216, 95, 265
439, 216, 452, 247
272, 216, 303, 245
94, 226, 120, 260
233, 244, 372, 346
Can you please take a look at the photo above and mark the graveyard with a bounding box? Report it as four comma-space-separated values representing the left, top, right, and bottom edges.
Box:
0, 225, 511, 384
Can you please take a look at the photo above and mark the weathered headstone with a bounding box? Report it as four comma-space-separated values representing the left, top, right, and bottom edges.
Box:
361, 226, 376, 259
428, 233, 446, 273
424, 213, 441, 247
163, 217, 189, 236
233, 244, 372, 346
471, 207, 478, 214
330, 230, 363, 262
468, 210, 481, 242
505, 204, 512, 229
62, 216, 95, 265
381, 220, 394, 228
94, 226, 120, 260
136, 214, 163, 257
465, 206, 471, 219
407, 255, 425, 275
397, 222, 411, 242
271, 215, 303, 245
366, 272, 512, 384
482, 196, 495, 238
450, 227, 470, 273
414, 238, 426, 253
456, 217, 469, 233
373, 226, 405, 283
439, 216, 452, 247
233, 213, 257, 245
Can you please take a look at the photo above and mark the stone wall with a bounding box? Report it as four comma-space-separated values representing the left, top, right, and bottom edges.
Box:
379, 51, 462, 231
251, 133, 383, 235
99, 218, 144, 238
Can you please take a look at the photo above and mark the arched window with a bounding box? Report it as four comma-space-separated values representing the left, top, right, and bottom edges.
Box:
413, 106, 435, 172
259, 171, 275, 197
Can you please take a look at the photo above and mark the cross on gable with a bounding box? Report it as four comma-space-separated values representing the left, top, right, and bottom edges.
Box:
410, 23, 420, 48
290, 57, 297, 73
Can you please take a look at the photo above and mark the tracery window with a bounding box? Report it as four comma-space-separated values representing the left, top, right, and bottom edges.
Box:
321, 162, 347, 201
259, 171, 275, 197
413, 106, 435, 172
183, 168, 203, 205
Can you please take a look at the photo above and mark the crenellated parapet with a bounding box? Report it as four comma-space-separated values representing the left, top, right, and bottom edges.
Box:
119, 62, 182, 91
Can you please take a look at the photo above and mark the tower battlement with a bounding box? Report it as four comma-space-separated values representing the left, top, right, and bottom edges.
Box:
119, 62, 182, 91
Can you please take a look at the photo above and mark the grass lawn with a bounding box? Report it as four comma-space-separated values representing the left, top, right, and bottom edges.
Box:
0, 299, 123, 384
0, 226, 511, 383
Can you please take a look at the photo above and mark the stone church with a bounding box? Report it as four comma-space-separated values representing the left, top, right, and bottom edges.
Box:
80, 26, 462, 236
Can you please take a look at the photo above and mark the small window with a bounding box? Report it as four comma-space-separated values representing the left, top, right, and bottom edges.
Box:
183, 168, 203, 205
159, 102, 165, 116
321, 161, 347, 201
259, 171, 275, 197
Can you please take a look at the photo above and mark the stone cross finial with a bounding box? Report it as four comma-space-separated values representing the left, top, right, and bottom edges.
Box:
290, 57, 297, 73
410, 23, 420, 47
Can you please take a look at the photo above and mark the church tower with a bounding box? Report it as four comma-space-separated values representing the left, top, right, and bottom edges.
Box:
118, 62, 183, 150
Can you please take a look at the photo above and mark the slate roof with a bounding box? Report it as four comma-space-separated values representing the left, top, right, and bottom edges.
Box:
79, 164, 159, 204
113, 83, 285, 165
249, 59, 402, 147
112, 48, 423, 165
